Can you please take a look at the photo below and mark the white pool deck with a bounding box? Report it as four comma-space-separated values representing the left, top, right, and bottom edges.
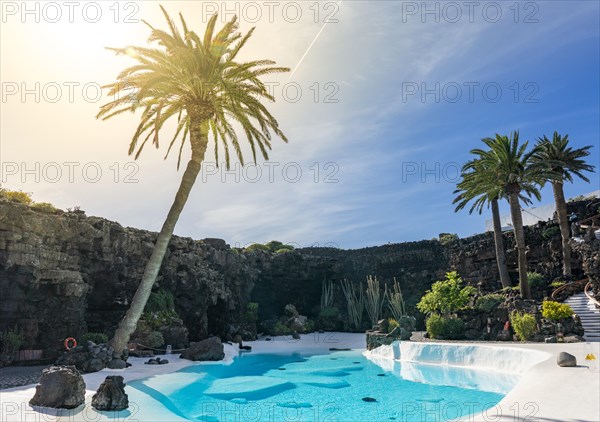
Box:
0, 333, 598, 421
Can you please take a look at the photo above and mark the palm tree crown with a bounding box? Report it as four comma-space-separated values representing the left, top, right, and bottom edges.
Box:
533, 132, 594, 183
97, 6, 289, 168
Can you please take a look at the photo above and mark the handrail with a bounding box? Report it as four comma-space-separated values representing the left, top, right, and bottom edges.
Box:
584, 281, 600, 308
551, 278, 589, 301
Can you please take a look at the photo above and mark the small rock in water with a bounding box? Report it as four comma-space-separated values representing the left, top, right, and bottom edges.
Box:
278, 402, 313, 409
362, 397, 377, 402
377, 374, 386, 377
277, 367, 286, 370
230, 398, 247, 404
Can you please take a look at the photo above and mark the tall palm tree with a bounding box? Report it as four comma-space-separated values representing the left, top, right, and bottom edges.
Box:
453, 158, 512, 288
97, 6, 289, 352
533, 132, 594, 277
472, 132, 551, 299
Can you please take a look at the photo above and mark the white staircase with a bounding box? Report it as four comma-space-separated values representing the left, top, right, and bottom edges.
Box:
565, 292, 600, 342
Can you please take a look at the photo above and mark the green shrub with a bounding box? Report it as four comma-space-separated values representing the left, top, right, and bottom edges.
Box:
439, 233, 459, 245
527, 272, 547, 290
510, 311, 537, 341
542, 226, 561, 240
144, 331, 164, 348
387, 318, 400, 334
317, 306, 341, 331
475, 294, 504, 313
244, 303, 259, 324
81, 332, 108, 345
425, 314, 465, 340
541, 301, 574, 321
275, 248, 292, 254
245, 243, 270, 253
1, 189, 33, 205
0, 326, 24, 355
145, 290, 175, 314
273, 322, 292, 336
265, 240, 294, 252
31, 202, 58, 213
417, 272, 476, 315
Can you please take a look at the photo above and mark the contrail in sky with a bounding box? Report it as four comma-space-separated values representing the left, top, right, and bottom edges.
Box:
288, 0, 343, 80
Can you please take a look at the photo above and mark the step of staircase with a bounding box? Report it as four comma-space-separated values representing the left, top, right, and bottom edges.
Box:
565, 293, 600, 342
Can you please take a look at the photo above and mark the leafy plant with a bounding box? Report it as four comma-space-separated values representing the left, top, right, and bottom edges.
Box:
550, 281, 566, 288
275, 248, 292, 254
0, 326, 24, 355
541, 301, 574, 321
475, 294, 504, 313
30, 202, 59, 213
0, 189, 33, 205
439, 233, 459, 245
144, 331, 165, 348
417, 272, 476, 316
273, 322, 292, 336
425, 314, 465, 340
386, 278, 406, 320
243, 302, 259, 324
510, 311, 537, 341
265, 240, 294, 252
321, 279, 334, 311
527, 272, 547, 290
145, 290, 175, 314
245, 243, 270, 253
387, 318, 400, 334
318, 306, 341, 331
341, 279, 364, 330
541, 226, 561, 240
365, 276, 385, 327
81, 332, 109, 345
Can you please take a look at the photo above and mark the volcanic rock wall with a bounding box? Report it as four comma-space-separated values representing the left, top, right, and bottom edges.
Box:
1, 197, 597, 355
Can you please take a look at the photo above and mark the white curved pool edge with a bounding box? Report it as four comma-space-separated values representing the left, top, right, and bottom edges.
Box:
364, 341, 551, 374
365, 340, 600, 422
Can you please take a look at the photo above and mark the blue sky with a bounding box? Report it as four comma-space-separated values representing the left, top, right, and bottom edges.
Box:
1, 1, 599, 249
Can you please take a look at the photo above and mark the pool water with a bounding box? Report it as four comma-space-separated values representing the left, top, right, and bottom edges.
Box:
125, 350, 519, 421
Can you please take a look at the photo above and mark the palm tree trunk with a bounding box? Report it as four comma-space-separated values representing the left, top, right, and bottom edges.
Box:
109, 121, 208, 353
552, 181, 571, 276
508, 192, 531, 299
491, 198, 511, 288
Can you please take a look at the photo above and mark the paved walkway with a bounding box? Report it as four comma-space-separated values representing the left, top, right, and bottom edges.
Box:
0, 365, 48, 390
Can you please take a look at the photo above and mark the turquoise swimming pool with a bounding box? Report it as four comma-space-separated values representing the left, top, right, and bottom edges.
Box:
125, 350, 519, 421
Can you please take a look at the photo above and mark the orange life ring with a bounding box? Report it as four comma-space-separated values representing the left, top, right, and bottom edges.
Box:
64, 337, 77, 351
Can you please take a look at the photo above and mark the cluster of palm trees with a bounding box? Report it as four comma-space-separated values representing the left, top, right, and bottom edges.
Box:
454, 131, 594, 299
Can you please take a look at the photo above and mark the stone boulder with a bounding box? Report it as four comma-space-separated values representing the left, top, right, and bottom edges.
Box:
92, 376, 128, 411
557, 352, 577, 367
29, 365, 86, 409
55, 342, 117, 373
180, 337, 224, 361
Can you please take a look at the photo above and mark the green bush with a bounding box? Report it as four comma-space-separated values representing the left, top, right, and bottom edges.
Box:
510, 311, 537, 341
31, 202, 58, 213
425, 314, 465, 340
439, 233, 459, 245
317, 307, 341, 331
244, 302, 259, 324
542, 226, 561, 240
550, 281, 566, 288
245, 243, 270, 253
541, 301, 574, 321
265, 240, 294, 252
144, 331, 165, 348
0, 189, 33, 205
275, 248, 292, 254
527, 272, 547, 290
0, 326, 24, 355
273, 322, 292, 336
387, 318, 400, 334
81, 332, 108, 345
145, 290, 175, 314
417, 272, 476, 315
475, 294, 504, 313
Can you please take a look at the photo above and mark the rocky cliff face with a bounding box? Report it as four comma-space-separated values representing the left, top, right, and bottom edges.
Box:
1, 198, 597, 355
